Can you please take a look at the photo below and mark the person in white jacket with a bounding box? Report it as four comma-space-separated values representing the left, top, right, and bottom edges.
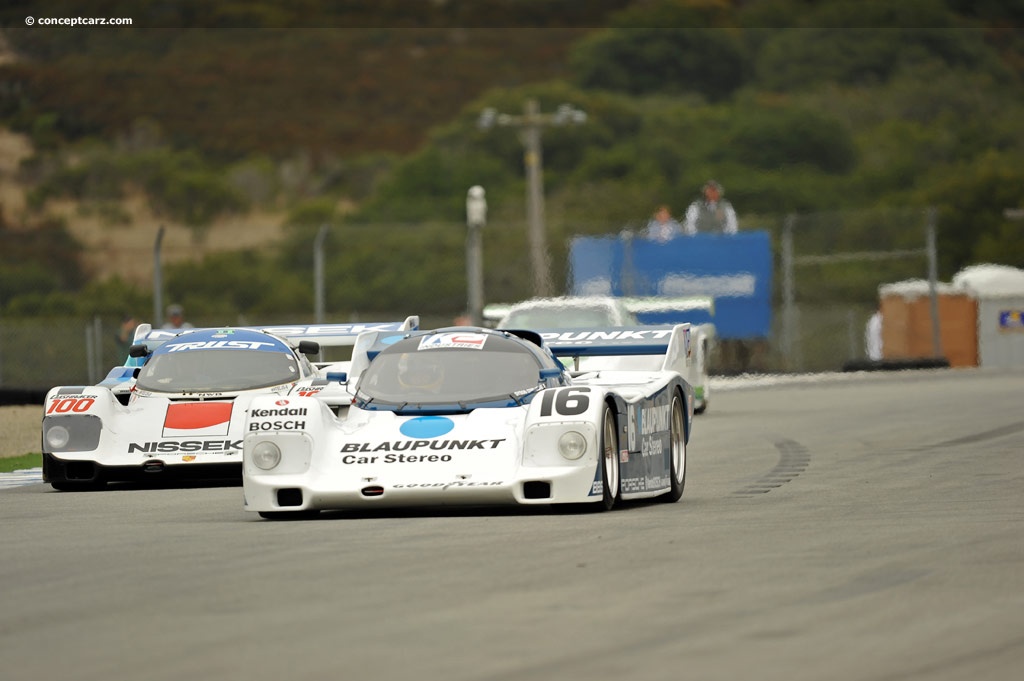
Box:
683, 180, 738, 235
865, 307, 883, 361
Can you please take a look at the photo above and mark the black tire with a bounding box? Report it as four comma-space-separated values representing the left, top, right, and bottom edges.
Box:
661, 392, 687, 502
50, 480, 106, 492
258, 510, 320, 520
600, 405, 620, 511
694, 339, 709, 414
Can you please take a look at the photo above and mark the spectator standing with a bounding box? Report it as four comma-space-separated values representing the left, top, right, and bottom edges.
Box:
114, 314, 138, 359
865, 307, 883, 361
162, 304, 194, 330
641, 204, 684, 242
683, 180, 738, 235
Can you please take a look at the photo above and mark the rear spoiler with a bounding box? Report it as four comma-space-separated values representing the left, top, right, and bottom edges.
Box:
620, 296, 714, 316
541, 324, 693, 374
540, 325, 689, 357
122, 317, 420, 367
483, 296, 714, 323
132, 317, 419, 348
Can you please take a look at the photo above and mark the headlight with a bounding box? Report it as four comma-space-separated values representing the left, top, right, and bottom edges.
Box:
251, 441, 282, 470
45, 425, 71, 450
557, 431, 587, 460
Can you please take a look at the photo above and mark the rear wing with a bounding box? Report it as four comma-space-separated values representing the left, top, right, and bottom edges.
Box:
620, 296, 714, 317
539, 324, 692, 374
483, 296, 714, 325
122, 317, 419, 367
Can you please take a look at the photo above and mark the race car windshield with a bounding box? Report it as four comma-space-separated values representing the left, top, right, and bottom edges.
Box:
135, 349, 299, 393
357, 336, 544, 406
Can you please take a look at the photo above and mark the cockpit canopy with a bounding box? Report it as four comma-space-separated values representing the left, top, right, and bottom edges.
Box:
356, 330, 553, 408
134, 329, 302, 393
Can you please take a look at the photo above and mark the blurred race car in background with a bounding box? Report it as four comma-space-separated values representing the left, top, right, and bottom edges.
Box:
242, 324, 695, 519
41, 318, 418, 490
485, 295, 714, 413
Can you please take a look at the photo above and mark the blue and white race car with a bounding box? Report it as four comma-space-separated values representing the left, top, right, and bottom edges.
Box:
242, 324, 695, 518
41, 318, 418, 490
485, 295, 714, 413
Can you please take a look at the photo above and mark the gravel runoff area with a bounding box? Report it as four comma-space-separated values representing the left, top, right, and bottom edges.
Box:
1, 405, 42, 459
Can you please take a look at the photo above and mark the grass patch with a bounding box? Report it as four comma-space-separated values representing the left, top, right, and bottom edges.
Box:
0, 453, 42, 473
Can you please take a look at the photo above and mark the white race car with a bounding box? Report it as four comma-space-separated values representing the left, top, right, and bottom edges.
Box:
242, 324, 695, 519
485, 295, 714, 413
41, 318, 418, 490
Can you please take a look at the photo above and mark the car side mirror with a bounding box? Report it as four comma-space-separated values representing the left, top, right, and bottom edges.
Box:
128, 344, 149, 358
539, 368, 562, 381
298, 341, 320, 356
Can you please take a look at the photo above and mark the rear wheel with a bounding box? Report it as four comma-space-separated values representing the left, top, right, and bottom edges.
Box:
695, 339, 710, 414
661, 392, 687, 502
600, 405, 620, 511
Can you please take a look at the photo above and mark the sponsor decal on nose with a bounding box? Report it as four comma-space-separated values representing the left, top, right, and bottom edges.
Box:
399, 416, 455, 439
163, 402, 233, 437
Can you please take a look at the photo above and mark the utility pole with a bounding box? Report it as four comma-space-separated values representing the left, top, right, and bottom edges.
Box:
314, 224, 329, 324
478, 99, 586, 297
465, 186, 487, 326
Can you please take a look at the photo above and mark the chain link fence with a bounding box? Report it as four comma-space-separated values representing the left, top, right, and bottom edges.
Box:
1, 207, 943, 393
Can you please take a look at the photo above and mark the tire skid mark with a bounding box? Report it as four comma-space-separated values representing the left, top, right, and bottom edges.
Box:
926, 421, 1024, 449
733, 439, 810, 496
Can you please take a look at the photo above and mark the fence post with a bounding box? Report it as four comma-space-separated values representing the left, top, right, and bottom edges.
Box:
926, 207, 943, 359
781, 213, 802, 371
153, 226, 165, 327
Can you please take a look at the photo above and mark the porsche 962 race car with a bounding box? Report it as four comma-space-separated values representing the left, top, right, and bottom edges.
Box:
242, 324, 695, 518
41, 318, 418, 490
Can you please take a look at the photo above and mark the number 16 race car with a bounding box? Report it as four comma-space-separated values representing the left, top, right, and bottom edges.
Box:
41, 318, 419, 490
242, 323, 696, 518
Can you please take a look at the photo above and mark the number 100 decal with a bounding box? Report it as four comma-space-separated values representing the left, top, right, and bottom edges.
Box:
539, 387, 591, 417
47, 397, 95, 414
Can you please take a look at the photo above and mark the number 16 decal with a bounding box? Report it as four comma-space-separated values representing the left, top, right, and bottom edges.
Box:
539, 387, 591, 417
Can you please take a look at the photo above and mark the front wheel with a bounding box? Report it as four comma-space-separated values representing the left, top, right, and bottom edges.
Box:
661, 392, 687, 502
600, 405, 620, 511
258, 510, 320, 520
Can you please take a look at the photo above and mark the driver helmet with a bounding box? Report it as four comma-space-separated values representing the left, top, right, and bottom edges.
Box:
397, 352, 444, 391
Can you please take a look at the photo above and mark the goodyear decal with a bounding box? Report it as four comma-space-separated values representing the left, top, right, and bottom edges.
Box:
393, 481, 503, 489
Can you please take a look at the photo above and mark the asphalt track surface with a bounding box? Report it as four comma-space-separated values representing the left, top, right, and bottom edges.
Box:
1, 368, 1021, 681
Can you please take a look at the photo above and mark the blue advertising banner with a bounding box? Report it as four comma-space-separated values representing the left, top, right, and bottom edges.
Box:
569, 231, 773, 339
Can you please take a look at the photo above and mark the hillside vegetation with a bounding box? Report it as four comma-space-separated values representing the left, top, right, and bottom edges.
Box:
1, 0, 1023, 324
